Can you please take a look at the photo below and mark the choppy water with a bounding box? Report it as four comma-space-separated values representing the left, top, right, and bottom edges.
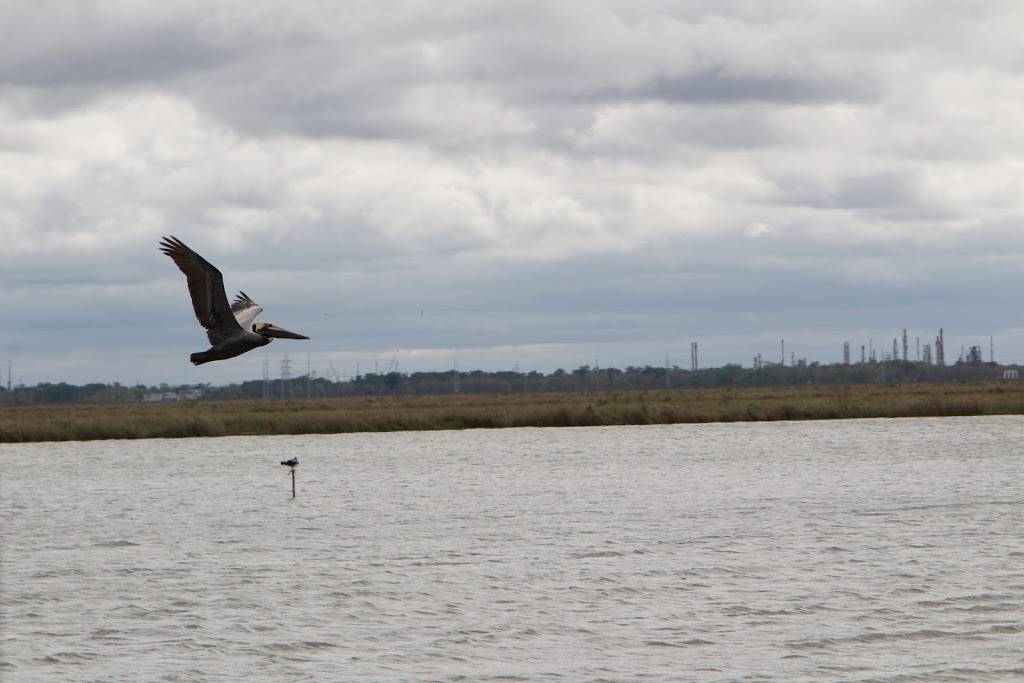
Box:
2, 416, 1023, 682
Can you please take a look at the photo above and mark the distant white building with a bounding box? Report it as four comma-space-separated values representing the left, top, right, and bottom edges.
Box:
1002, 369, 1019, 380
142, 390, 202, 402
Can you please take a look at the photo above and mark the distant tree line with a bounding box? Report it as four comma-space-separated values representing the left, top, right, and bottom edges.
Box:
0, 359, 1013, 406
0, 382, 151, 405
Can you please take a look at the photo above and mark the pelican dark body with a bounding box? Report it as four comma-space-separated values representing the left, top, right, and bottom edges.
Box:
187, 326, 269, 365
160, 236, 310, 364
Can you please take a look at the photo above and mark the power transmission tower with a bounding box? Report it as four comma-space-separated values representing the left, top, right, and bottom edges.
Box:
328, 363, 342, 396
280, 355, 292, 399
262, 357, 270, 400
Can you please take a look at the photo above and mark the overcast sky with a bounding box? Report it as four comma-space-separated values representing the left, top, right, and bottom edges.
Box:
3, 1, 1024, 386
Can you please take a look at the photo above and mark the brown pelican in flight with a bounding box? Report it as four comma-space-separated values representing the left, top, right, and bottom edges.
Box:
159, 236, 309, 365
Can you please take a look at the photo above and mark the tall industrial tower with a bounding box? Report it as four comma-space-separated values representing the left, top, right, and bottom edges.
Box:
690, 341, 698, 371
936, 328, 946, 366
902, 329, 908, 361
843, 342, 850, 365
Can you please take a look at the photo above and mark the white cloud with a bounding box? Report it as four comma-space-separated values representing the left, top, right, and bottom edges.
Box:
745, 222, 777, 239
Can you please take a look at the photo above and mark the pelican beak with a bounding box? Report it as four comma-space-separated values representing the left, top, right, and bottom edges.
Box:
262, 324, 310, 340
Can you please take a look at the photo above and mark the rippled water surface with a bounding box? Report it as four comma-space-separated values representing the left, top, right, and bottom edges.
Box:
2, 416, 1023, 681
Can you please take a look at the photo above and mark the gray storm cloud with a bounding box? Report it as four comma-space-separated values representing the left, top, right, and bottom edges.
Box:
2, 1, 1024, 384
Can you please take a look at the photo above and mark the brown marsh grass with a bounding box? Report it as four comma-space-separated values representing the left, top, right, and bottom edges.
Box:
2, 382, 1024, 443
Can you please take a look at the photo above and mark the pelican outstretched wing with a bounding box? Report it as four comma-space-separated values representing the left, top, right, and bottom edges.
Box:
231, 291, 263, 328
159, 236, 243, 345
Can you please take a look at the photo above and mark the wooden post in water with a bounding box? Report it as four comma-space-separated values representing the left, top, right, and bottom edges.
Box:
281, 457, 299, 499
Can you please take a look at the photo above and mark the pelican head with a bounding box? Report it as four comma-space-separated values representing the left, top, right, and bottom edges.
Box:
253, 321, 310, 340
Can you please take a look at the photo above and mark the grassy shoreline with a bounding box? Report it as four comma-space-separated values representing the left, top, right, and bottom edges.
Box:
2, 381, 1024, 443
